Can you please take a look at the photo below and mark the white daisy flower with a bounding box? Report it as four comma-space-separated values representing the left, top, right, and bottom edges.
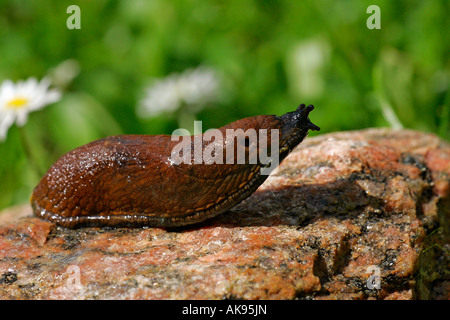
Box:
0, 77, 61, 141
138, 66, 221, 118
177, 67, 220, 107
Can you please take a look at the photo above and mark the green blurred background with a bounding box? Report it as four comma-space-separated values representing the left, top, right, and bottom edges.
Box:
0, 0, 449, 210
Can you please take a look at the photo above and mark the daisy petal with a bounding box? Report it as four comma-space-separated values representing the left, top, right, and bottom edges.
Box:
0, 113, 15, 141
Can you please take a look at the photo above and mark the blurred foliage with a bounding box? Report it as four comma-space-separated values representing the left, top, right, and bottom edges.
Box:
0, 0, 448, 209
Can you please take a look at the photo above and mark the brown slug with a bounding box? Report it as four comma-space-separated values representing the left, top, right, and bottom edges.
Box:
31, 104, 319, 228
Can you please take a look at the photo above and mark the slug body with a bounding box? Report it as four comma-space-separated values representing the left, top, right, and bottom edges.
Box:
32, 104, 319, 228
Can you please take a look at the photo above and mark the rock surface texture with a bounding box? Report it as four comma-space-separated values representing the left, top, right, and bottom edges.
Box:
0, 128, 448, 299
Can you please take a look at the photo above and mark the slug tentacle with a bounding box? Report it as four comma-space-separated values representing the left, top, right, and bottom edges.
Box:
31, 105, 320, 228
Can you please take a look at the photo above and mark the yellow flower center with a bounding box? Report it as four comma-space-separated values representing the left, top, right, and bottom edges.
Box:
6, 97, 29, 109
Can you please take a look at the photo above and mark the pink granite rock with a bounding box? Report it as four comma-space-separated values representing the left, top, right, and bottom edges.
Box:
0, 128, 448, 299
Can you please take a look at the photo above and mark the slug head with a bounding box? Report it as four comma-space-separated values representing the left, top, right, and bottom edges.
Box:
277, 104, 320, 158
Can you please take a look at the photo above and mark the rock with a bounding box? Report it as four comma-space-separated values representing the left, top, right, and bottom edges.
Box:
0, 128, 448, 300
